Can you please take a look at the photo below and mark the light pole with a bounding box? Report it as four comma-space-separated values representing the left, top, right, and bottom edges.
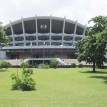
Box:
0, 43, 4, 59
43, 41, 45, 64
30, 42, 33, 67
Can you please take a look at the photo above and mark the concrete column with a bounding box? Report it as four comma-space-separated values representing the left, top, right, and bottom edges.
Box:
72, 20, 78, 46
21, 17, 26, 46
49, 14, 52, 46
62, 16, 66, 45
10, 21, 15, 46
83, 25, 87, 37
35, 15, 38, 45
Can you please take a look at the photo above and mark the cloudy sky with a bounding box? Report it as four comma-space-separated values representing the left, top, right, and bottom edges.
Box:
0, 0, 107, 25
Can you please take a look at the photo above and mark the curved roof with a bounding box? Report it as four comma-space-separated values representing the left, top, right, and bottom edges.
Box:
5, 16, 85, 28
5, 16, 86, 36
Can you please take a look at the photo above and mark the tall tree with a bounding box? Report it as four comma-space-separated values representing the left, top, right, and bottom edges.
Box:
76, 15, 107, 72
88, 15, 107, 35
0, 22, 8, 46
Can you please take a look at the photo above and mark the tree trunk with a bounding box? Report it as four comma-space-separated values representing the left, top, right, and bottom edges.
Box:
93, 61, 96, 72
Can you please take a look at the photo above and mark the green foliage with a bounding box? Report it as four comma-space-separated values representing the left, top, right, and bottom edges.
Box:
37, 64, 44, 68
71, 63, 77, 68
50, 59, 58, 68
23, 68, 33, 74
11, 69, 36, 91
21, 74, 36, 91
43, 64, 50, 69
0, 61, 11, 69
88, 15, 107, 35
11, 72, 36, 91
37, 63, 49, 69
11, 62, 36, 91
34, 63, 38, 68
11, 73, 21, 90
20, 61, 29, 68
76, 34, 107, 72
76, 15, 107, 72
78, 63, 83, 68
20, 61, 29, 71
0, 22, 9, 44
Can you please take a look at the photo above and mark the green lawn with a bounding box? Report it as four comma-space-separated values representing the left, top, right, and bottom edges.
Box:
0, 68, 107, 107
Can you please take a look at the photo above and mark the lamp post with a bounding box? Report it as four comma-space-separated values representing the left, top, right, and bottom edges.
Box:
43, 41, 45, 64
30, 42, 33, 67
0, 43, 4, 60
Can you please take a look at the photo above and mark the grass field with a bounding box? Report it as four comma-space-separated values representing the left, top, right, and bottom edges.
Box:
0, 68, 107, 107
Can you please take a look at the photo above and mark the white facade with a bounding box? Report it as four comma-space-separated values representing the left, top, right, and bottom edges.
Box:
3, 16, 86, 59
5, 16, 86, 48
0, 51, 6, 59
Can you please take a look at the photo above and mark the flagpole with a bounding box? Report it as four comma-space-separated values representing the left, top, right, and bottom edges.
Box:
31, 42, 33, 67
43, 41, 45, 64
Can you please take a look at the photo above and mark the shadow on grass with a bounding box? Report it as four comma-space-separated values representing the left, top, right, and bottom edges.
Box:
80, 70, 107, 74
79, 70, 107, 84
0, 69, 7, 72
90, 76, 107, 84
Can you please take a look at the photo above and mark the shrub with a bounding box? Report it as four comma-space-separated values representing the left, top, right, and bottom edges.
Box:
37, 63, 49, 69
23, 68, 33, 74
43, 64, 49, 69
71, 63, 77, 68
21, 76, 36, 91
78, 63, 83, 68
34, 63, 38, 68
20, 61, 29, 71
21, 70, 36, 91
11, 73, 21, 90
0, 61, 11, 69
37, 64, 44, 68
11, 70, 36, 91
11, 62, 36, 91
50, 59, 58, 68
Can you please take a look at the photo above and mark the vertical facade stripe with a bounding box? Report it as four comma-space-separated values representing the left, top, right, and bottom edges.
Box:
35, 15, 38, 45
83, 25, 87, 37
72, 20, 78, 45
50, 14, 52, 46
10, 21, 15, 46
21, 17, 26, 46
62, 16, 66, 45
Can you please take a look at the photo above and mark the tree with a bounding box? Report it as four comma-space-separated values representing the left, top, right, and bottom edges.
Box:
11, 61, 36, 91
50, 59, 59, 68
76, 33, 107, 72
88, 15, 107, 35
0, 22, 8, 45
0, 61, 11, 69
76, 15, 107, 72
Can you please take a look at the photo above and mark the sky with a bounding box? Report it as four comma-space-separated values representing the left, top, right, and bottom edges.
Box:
0, 0, 107, 26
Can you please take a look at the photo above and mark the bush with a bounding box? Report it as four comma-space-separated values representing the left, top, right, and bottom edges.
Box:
43, 64, 50, 69
37, 64, 44, 68
0, 61, 11, 69
37, 63, 49, 69
20, 61, 29, 70
78, 63, 83, 68
23, 68, 33, 74
11, 62, 36, 91
21, 76, 36, 91
11, 73, 21, 90
71, 63, 77, 68
50, 59, 58, 68
34, 63, 38, 68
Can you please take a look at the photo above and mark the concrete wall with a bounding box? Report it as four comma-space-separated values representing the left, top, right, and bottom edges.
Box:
0, 51, 6, 59
19, 54, 31, 59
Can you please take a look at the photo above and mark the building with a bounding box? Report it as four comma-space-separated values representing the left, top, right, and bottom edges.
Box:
1, 16, 86, 64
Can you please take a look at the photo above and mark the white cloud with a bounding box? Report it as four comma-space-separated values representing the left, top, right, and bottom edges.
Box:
0, 0, 107, 26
